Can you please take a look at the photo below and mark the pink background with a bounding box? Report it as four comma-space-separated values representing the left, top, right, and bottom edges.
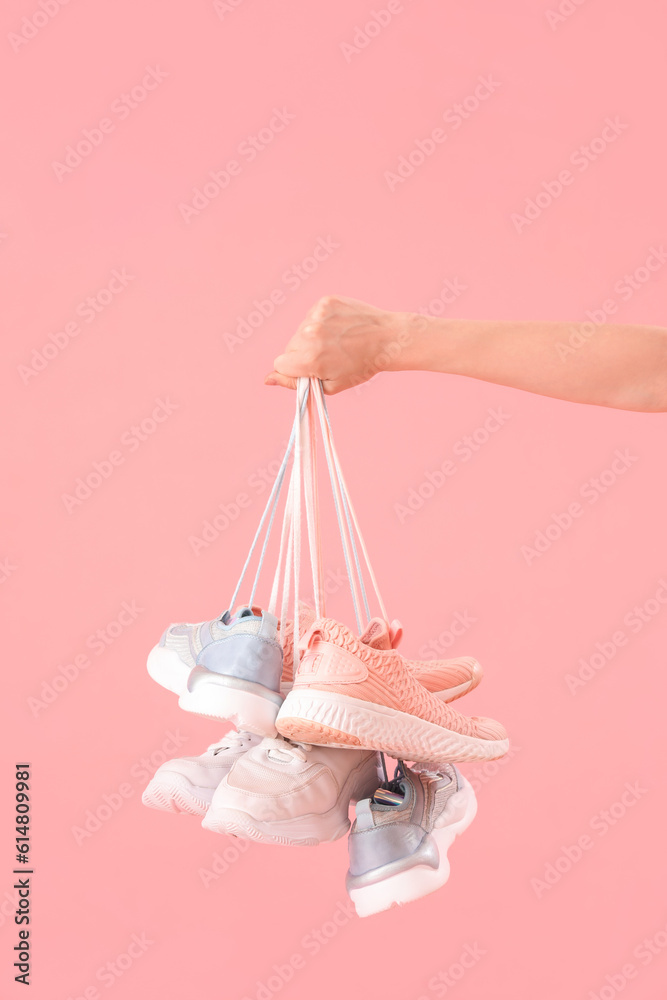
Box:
2, 0, 667, 997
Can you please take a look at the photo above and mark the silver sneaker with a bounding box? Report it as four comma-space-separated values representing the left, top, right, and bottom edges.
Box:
346, 761, 477, 916
148, 606, 284, 735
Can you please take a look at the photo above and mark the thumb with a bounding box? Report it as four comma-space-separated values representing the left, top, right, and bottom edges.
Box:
264, 371, 298, 390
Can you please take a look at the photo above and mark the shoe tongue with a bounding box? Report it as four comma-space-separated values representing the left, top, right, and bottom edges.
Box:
360, 618, 392, 650
234, 605, 262, 620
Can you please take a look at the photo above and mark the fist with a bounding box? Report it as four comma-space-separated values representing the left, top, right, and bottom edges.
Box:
266, 295, 406, 394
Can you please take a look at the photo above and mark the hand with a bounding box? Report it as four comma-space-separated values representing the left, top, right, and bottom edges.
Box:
265, 295, 411, 394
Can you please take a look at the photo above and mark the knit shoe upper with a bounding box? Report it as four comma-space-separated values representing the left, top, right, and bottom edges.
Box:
292, 617, 507, 744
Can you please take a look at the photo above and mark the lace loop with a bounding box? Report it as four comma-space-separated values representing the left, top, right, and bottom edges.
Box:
263, 736, 311, 762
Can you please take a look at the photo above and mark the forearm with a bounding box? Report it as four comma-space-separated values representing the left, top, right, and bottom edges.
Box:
393, 315, 667, 412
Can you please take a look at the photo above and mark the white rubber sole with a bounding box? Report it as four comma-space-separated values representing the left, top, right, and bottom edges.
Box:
349, 779, 478, 917
141, 771, 215, 817
178, 675, 282, 737
202, 803, 351, 846
147, 645, 188, 695
276, 689, 509, 764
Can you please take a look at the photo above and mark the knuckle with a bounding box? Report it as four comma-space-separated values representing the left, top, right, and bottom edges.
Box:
313, 294, 337, 318
298, 321, 321, 341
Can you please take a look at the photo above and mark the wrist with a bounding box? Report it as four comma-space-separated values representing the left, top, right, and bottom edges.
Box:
380, 311, 431, 372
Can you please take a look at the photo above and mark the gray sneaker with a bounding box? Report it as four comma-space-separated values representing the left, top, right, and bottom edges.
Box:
154, 607, 284, 736
346, 761, 477, 916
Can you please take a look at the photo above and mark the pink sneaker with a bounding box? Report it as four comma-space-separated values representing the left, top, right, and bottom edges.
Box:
275, 618, 508, 764
281, 616, 483, 703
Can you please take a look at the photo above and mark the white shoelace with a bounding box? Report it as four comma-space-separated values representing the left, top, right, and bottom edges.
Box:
209, 730, 253, 754
263, 737, 311, 763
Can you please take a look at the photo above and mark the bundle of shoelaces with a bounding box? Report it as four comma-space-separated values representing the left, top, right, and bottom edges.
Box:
143, 378, 509, 916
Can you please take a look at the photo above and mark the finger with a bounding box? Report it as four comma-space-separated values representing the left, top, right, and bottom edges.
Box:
322, 376, 365, 395
272, 352, 319, 378
321, 378, 345, 395
264, 371, 297, 390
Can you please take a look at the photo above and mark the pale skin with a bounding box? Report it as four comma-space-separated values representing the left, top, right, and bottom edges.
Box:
265, 295, 667, 412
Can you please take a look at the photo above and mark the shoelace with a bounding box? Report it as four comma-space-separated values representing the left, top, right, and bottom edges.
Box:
371, 760, 409, 805
263, 737, 312, 763
209, 730, 252, 754
412, 761, 451, 781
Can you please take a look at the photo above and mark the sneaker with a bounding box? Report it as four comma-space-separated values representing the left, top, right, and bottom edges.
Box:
147, 602, 317, 698
202, 736, 380, 846
275, 618, 508, 763
346, 762, 477, 917
147, 606, 287, 735
141, 730, 261, 816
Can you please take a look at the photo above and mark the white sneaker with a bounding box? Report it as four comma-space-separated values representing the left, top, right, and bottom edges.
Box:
141, 730, 261, 816
202, 737, 381, 846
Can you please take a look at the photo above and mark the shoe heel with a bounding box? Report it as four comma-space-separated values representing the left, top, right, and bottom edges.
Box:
179, 671, 283, 737
347, 780, 478, 917
147, 645, 189, 695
